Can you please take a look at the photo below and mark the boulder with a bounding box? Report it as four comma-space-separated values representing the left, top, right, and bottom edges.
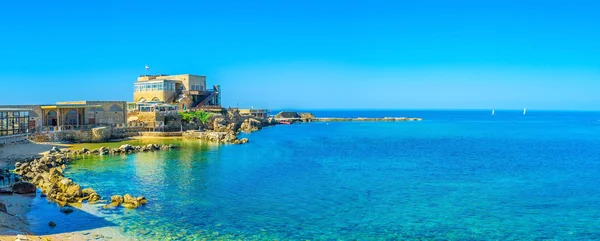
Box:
65, 184, 82, 197
11, 182, 36, 194
121, 202, 137, 209
137, 196, 148, 205
121, 194, 140, 209
240, 118, 263, 132
119, 144, 133, 152
59, 207, 74, 214
111, 195, 124, 205
57, 178, 73, 192
49, 221, 56, 227
51, 146, 61, 153
92, 127, 112, 142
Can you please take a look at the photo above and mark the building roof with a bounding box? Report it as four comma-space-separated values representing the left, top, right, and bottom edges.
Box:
41, 104, 102, 109
0, 108, 31, 112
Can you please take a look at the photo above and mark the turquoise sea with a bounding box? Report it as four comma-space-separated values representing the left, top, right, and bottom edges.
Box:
25, 110, 600, 240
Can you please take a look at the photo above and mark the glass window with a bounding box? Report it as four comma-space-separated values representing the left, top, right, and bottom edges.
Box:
152, 83, 158, 91
140, 84, 146, 92
65, 110, 78, 125
134, 85, 140, 92
158, 83, 164, 90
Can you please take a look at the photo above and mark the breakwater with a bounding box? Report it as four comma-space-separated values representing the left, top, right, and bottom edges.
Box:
312, 117, 422, 122
275, 116, 423, 122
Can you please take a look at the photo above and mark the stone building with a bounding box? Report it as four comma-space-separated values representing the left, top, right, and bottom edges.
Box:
0, 101, 127, 132
133, 74, 221, 110
239, 109, 268, 118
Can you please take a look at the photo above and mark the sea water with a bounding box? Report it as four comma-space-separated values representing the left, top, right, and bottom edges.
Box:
26, 110, 600, 240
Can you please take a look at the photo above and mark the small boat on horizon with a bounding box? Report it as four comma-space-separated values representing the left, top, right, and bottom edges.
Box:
491, 109, 495, 115
523, 108, 527, 115
279, 121, 291, 125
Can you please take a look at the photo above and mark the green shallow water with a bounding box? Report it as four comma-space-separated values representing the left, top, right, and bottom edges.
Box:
26, 110, 600, 240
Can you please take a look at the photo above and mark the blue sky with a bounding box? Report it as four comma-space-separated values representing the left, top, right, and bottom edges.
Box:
0, 0, 598, 110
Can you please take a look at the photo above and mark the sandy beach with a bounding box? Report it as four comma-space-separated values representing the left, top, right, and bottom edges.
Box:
0, 141, 132, 241
0, 142, 71, 170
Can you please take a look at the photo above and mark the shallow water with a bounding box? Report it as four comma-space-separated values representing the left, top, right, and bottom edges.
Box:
28, 110, 600, 240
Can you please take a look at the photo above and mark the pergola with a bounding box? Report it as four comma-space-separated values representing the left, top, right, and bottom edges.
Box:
41, 104, 102, 131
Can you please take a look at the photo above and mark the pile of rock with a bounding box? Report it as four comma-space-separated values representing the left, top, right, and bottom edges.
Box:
11, 143, 178, 209
71, 143, 178, 156
104, 194, 147, 209
183, 131, 249, 144
13, 153, 100, 206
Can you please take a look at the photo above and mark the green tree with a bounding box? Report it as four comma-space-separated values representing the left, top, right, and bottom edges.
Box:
179, 111, 213, 124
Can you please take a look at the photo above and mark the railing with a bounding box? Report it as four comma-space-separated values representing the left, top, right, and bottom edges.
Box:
38, 124, 100, 132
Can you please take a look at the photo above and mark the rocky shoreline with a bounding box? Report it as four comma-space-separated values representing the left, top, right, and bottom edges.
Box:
3, 144, 178, 212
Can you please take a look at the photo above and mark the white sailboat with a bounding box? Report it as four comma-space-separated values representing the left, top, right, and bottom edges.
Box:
523, 108, 527, 115
491, 109, 495, 115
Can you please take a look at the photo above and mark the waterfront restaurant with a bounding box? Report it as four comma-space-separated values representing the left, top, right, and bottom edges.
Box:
0, 108, 31, 137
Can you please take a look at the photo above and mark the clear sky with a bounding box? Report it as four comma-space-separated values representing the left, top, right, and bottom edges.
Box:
0, 0, 598, 110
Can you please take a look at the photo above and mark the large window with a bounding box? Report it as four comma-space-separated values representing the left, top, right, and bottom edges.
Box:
134, 81, 176, 92
65, 110, 78, 125
0, 111, 30, 136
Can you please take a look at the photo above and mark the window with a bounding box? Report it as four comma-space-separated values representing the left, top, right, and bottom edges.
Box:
152, 83, 158, 91
134, 85, 140, 92
140, 84, 146, 92
46, 111, 57, 126
65, 110, 78, 125
108, 104, 124, 113
158, 83, 164, 91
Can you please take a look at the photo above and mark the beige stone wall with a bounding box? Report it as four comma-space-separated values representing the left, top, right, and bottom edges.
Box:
133, 90, 175, 102
87, 101, 127, 125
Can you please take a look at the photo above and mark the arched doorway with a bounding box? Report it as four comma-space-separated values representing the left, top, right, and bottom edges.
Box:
65, 110, 78, 125
46, 111, 57, 126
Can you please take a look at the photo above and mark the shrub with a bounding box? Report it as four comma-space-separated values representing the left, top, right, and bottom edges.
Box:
179, 111, 213, 124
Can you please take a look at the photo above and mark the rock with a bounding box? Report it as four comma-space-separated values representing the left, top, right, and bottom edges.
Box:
16, 234, 28, 240
119, 144, 133, 152
92, 127, 112, 142
51, 146, 61, 153
121, 193, 140, 208
137, 196, 147, 205
0, 201, 6, 213
121, 202, 138, 209
111, 195, 124, 205
60, 207, 74, 214
88, 193, 101, 203
11, 182, 36, 194
240, 118, 263, 132
123, 194, 136, 203
48, 221, 56, 227
57, 178, 73, 192
65, 184, 82, 197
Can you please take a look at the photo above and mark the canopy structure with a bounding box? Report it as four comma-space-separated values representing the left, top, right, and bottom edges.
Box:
40, 104, 103, 131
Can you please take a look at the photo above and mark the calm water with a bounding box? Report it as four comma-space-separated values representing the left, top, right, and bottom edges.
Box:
27, 110, 600, 240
